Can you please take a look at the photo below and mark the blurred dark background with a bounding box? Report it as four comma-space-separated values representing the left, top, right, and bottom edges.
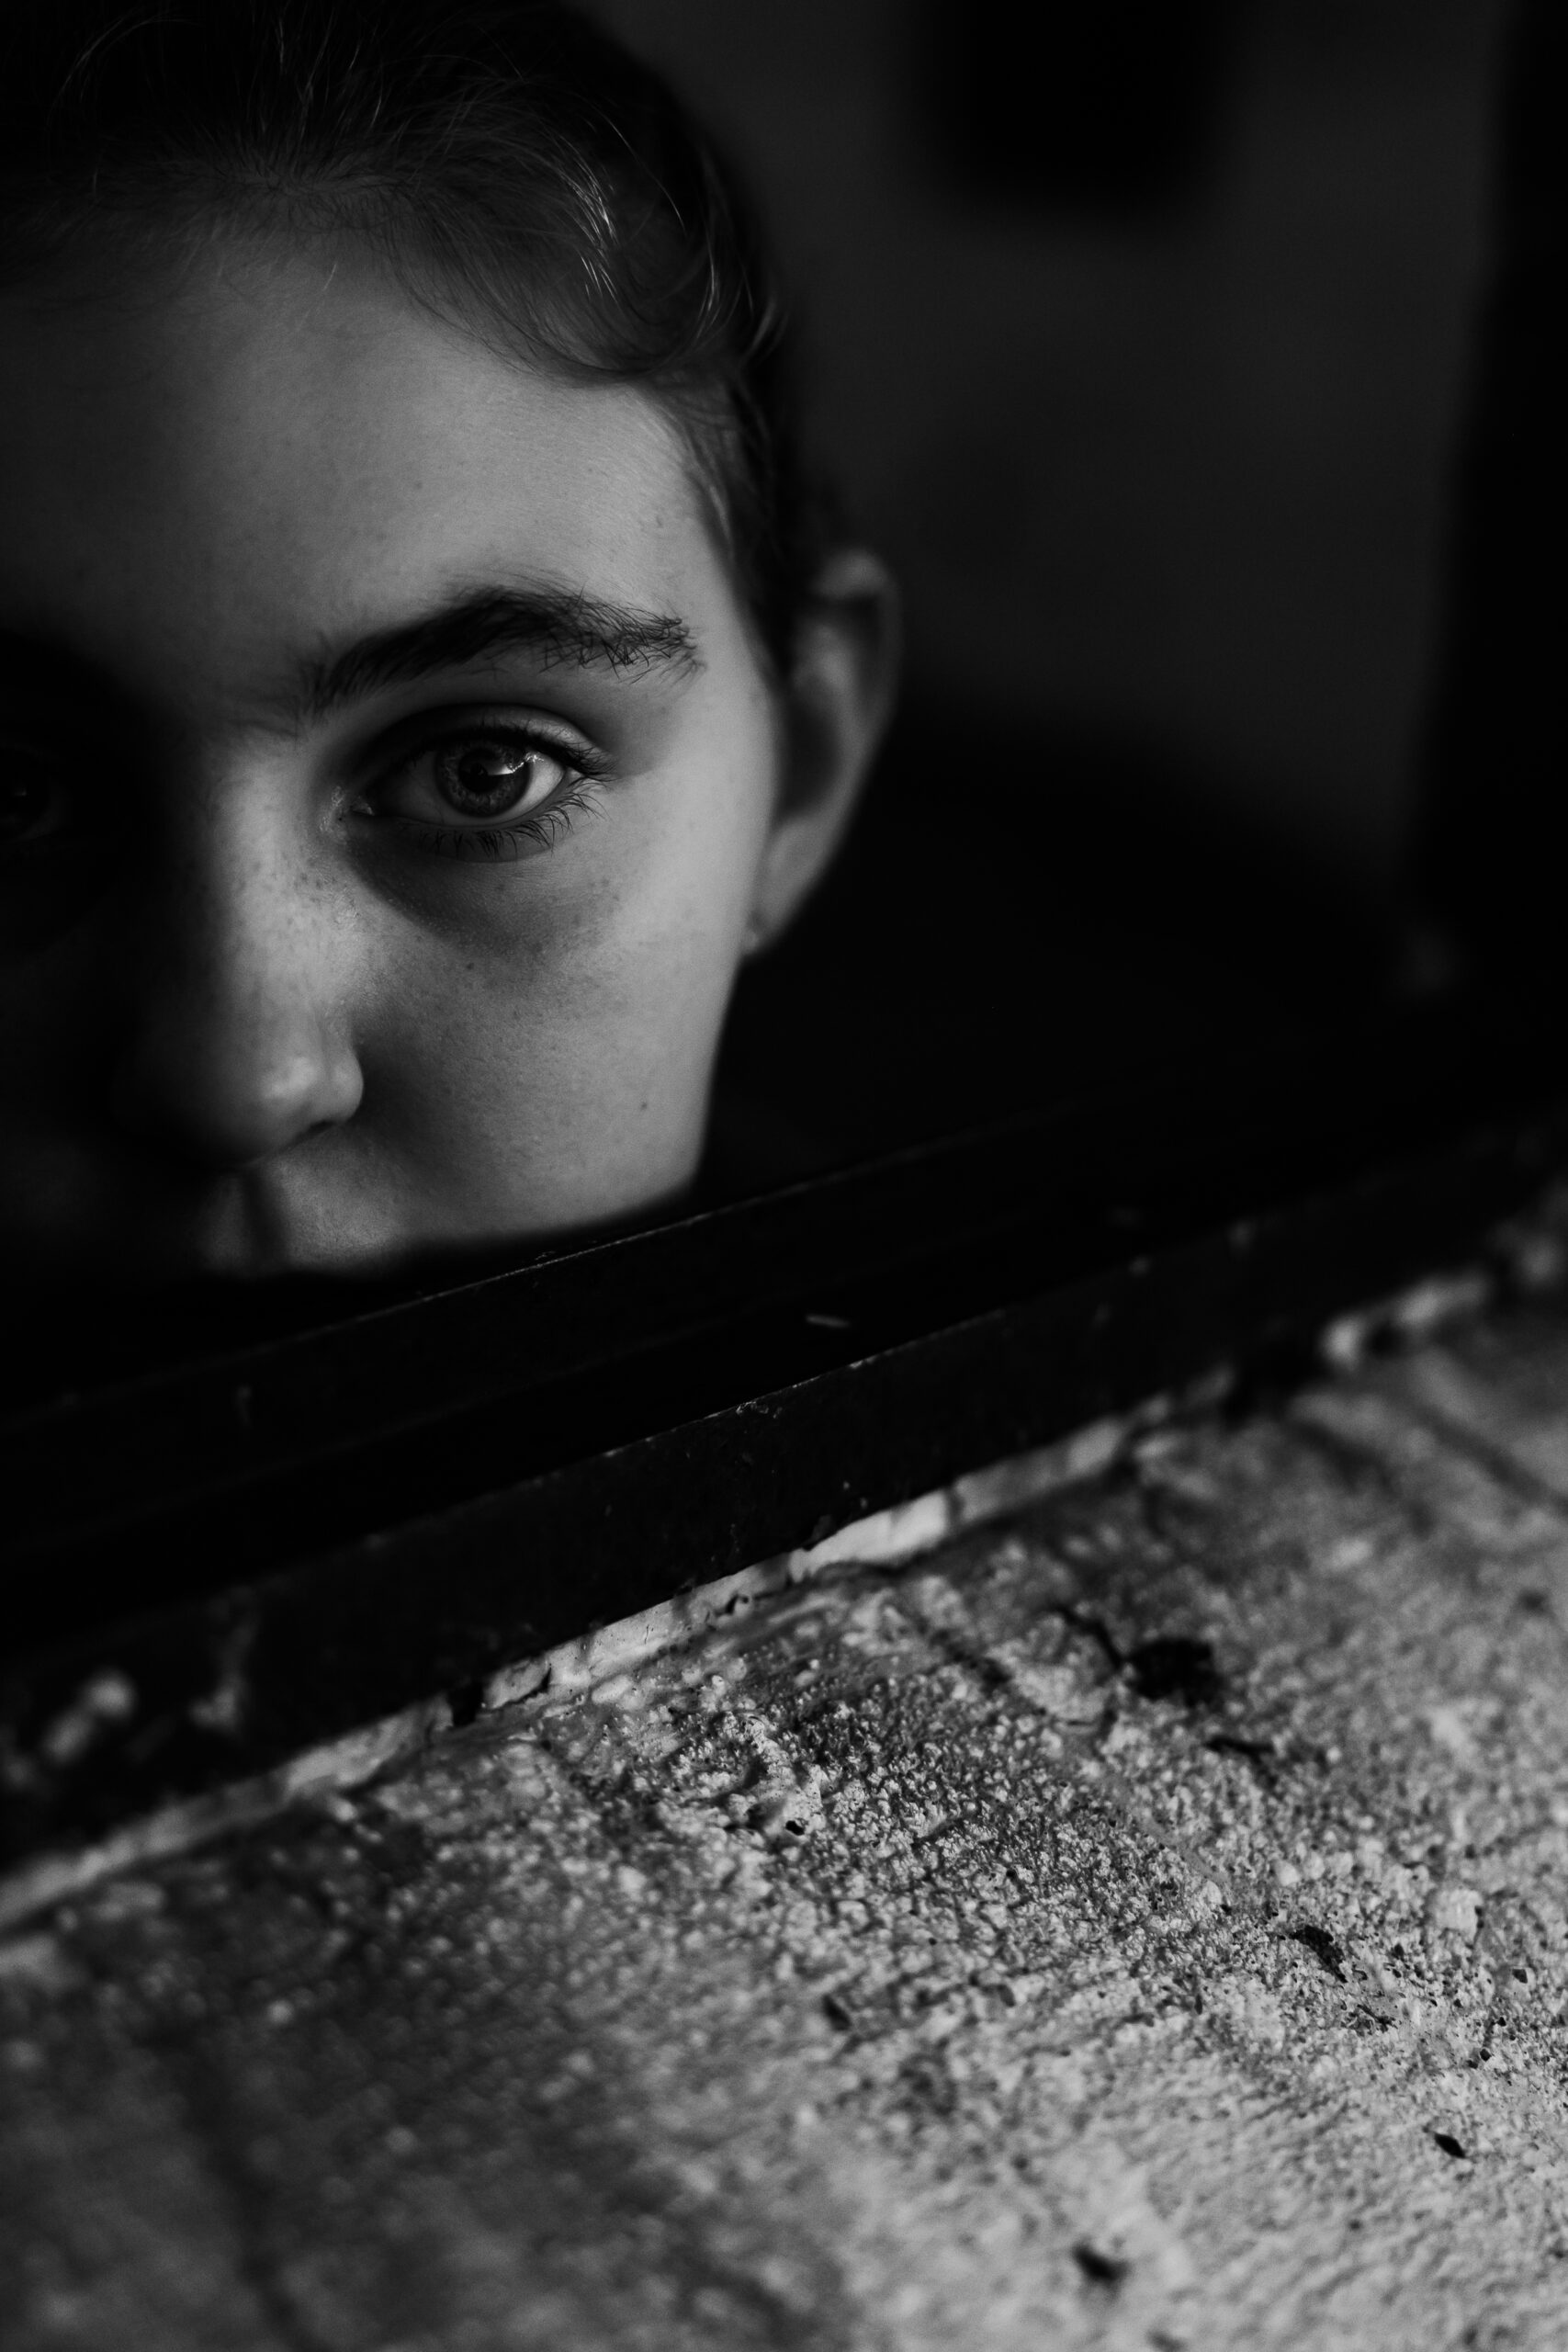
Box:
596, 0, 1496, 897
587, 0, 1556, 1169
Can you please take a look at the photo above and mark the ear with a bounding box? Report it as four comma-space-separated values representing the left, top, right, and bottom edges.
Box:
746, 548, 900, 952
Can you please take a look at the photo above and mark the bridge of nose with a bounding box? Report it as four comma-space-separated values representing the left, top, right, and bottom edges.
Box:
108, 768, 366, 1168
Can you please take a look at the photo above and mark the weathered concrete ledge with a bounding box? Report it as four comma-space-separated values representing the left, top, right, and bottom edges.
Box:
5, 1297, 1568, 2346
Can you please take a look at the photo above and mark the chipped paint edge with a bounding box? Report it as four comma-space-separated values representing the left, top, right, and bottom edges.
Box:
7, 1179, 1562, 1945
0, 1390, 1218, 1940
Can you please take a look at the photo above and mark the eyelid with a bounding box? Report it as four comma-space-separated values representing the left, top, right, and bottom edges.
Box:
349, 705, 607, 811
348, 706, 612, 865
0, 735, 136, 853
0, 727, 120, 763
366, 700, 604, 762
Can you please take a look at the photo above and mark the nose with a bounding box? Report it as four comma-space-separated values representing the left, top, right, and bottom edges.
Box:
109, 793, 364, 1170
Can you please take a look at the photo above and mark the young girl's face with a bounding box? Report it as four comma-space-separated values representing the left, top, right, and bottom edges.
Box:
0, 239, 843, 1279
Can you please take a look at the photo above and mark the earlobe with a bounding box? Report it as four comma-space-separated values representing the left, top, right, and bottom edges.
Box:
747, 548, 900, 953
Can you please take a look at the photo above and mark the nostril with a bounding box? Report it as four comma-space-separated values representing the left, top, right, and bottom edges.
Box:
108, 1020, 362, 1169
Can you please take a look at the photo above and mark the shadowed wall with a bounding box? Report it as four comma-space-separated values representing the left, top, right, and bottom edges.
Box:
595, 0, 1505, 895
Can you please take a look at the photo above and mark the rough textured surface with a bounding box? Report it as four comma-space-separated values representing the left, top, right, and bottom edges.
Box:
5, 1303, 1568, 2347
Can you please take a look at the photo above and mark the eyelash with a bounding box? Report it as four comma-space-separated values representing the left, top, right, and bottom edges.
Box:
0, 719, 610, 870
366, 722, 611, 864
393, 776, 605, 864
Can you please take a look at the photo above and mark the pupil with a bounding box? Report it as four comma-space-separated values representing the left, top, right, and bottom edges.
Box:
441, 743, 533, 815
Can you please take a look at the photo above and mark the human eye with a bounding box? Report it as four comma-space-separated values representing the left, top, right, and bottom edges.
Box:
0, 736, 125, 862
351, 713, 608, 864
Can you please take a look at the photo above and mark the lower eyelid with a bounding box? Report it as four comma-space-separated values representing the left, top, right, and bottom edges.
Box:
382, 778, 603, 862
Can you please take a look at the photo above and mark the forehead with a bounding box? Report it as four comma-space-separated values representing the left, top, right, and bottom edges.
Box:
0, 240, 725, 712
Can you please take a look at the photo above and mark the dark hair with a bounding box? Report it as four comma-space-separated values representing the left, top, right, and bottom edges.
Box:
0, 0, 822, 670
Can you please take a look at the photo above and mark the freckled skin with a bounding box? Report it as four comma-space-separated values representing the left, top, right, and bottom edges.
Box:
0, 239, 868, 1280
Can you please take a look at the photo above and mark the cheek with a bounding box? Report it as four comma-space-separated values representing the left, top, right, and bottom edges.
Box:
615, 767, 773, 974
0, 891, 130, 1111
635, 682, 782, 937
0, 863, 116, 966
358, 755, 774, 1108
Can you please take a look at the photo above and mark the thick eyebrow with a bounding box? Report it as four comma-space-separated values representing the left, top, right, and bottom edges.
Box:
297, 585, 701, 721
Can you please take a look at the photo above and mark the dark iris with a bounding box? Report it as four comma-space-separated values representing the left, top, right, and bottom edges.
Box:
434, 741, 543, 820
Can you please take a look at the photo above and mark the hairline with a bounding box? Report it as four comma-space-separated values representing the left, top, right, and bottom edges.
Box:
0, 193, 793, 682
